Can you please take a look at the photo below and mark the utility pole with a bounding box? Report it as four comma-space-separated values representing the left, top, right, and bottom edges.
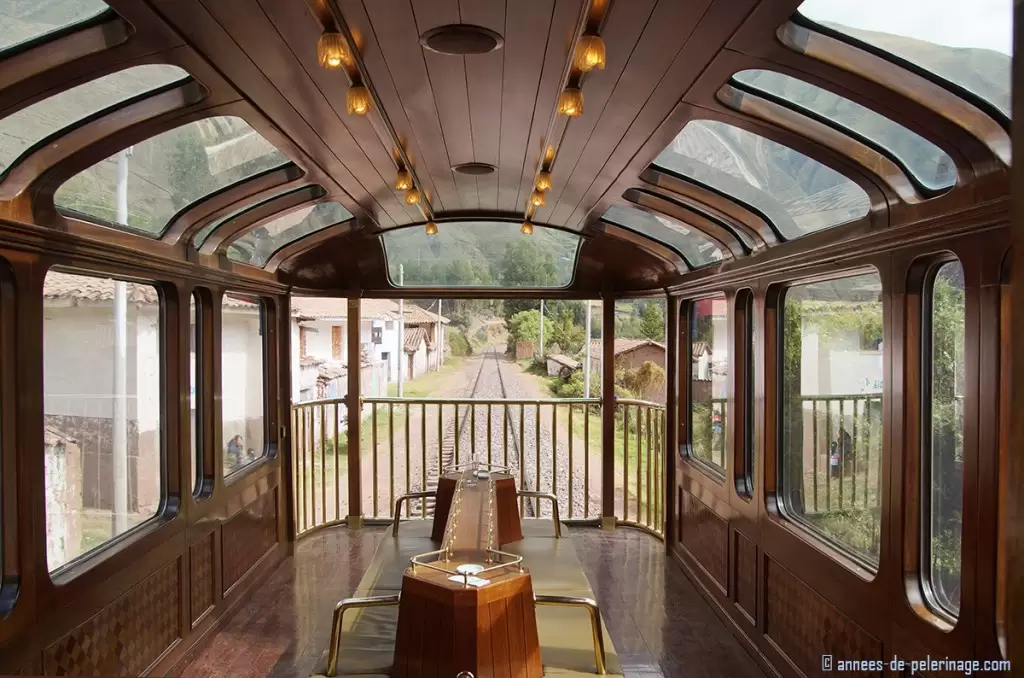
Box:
584, 300, 592, 398
539, 299, 545, 358
398, 264, 404, 396
437, 298, 443, 370
113, 146, 132, 535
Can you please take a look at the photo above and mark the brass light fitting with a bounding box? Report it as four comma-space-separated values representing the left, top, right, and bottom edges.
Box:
529, 190, 546, 208
558, 87, 584, 117
405, 188, 422, 205
347, 84, 372, 115
574, 34, 606, 71
520, 222, 534, 235
394, 168, 413, 191
317, 31, 350, 69
535, 171, 552, 192
425, 221, 438, 235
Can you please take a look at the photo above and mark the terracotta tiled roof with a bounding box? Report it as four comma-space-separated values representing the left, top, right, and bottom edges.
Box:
291, 296, 399, 321
404, 326, 428, 353
585, 338, 666, 357
403, 305, 450, 325
692, 341, 711, 358
547, 354, 580, 370
41, 272, 259, 308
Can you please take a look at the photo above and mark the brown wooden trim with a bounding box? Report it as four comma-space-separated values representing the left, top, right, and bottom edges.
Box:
601, 290, 616, 520
623, 188, 750, 257
346, 298, 362, 522
201, 186, 327, 255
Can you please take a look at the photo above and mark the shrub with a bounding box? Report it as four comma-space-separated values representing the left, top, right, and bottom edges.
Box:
447, 328, 472, 356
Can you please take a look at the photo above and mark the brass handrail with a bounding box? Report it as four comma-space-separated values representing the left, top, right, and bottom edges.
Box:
392, 491, 435, 535
518, 490, 562, 538
534, 594, 607, 675
326, 593, 401, 676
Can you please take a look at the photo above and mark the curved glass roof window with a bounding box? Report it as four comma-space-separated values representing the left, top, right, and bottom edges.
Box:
383, 222, 580, 288
653, 120, 870, 240
797, 0, 1012, 118
0, 65, 190, 178
601, 204, 723, 269
1, 0, 110, 54
228, 201, 352, 267
192, 184, 303, 248
733, 70, 957, 193
55, 116, 288, 236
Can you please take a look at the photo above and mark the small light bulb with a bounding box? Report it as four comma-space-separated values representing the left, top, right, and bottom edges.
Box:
558, 88, 584, 117
394, 169, 413, 191
535, 171, 552, 192
425, 221, 438, 235
574, 35, 606, 72
405, 189, 421, 205
521, 222, 534, 235
529, 190, 546, 208
347, 85, 372, 115
317, 32, 350, 70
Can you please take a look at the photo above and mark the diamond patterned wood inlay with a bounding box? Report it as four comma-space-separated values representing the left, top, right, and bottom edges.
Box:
765, 558, 882, 677
735, 531, 757, 621
190, 532, 215, 625
43, 559, 181, 676
222, 488, 278, 592
680, 490, 728, 589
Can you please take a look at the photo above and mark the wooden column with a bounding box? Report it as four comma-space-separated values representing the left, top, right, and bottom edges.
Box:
664, 295, 679, 545
1006, 0, 1023, 668
347, 298, 362, 528
601, 292, 616, 528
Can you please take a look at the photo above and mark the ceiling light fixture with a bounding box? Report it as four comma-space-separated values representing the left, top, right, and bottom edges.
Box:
394, 168, 413, 191
405, 188, 421, 205
558, 87, 584, 117
520, 221, 534, 235
574, 35, 606, 71
347, 84, 372, 115
425, 221, 438, 235
535, 171, 552, 192
529, 190, 546, 208
317, 31, 350, 69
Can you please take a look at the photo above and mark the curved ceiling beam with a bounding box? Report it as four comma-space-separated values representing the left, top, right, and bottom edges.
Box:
593, 220, 688, 274
622, 188, 748, 259
265, 217, 357, 273
777, 21, 1010, 167
164, 163, 307, 245
201, 184, 327, 255
717, 82, 921, 204
0, 79, 207, 201
635, 172, 777, 249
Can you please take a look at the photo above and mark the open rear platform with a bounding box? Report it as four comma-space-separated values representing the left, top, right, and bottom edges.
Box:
174, 527, 765, 678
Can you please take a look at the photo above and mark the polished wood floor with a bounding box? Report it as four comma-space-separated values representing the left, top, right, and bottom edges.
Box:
175, 526, 765, 677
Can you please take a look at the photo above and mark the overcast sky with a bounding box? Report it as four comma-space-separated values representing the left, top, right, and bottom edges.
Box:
800, 0, 1012, 55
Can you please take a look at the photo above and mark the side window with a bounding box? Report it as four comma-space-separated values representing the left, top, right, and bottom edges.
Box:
190, 291, 201, 495
689, 294, 728, 472
221, 293, 267, 477
780, 272, 884, 568
923, 260, 966, 618
43, 270, 163, 572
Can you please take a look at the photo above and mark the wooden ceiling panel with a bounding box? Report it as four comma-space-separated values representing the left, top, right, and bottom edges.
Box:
354, 0, 462, 211
410, 0, 478, 210
257, 0, 424, 224
511, 0, 584, 216
460, 0, 506, 212
564, 0, 758, 230
530, 0, 656, 225
199, 0, 405, 227
496, 0, 565, 212
544, 0, 712, 226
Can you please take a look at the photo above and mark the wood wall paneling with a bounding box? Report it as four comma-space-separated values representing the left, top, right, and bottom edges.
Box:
679, 489, 728, 591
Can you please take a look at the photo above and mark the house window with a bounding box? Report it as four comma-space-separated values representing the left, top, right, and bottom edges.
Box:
689, 294, 728, 472
43, 270, 163, 573
371, 326, 383, 344
299, 326, 308, 358
780, 272, 884, 569
923, 260, 965, 618
221, 293, 266, 477
332, 325, 342, 359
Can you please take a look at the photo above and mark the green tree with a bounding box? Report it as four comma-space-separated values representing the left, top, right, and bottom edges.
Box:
640, 302, 665, 341
166, 129, 214, 214
550, 310, 585, 355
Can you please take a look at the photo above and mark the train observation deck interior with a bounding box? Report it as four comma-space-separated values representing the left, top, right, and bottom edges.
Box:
0, 0, 1020, 676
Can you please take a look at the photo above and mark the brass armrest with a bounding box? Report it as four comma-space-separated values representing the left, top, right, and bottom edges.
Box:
517, 490, 562, 538
392, 491, 435, 536
534, 594, 607, 675
326, 593, 401, 676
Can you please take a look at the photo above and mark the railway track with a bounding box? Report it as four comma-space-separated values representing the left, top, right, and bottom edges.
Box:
416, 347, 535, 517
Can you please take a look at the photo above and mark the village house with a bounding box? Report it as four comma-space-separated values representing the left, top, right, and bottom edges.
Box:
585, 338, 668, 402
